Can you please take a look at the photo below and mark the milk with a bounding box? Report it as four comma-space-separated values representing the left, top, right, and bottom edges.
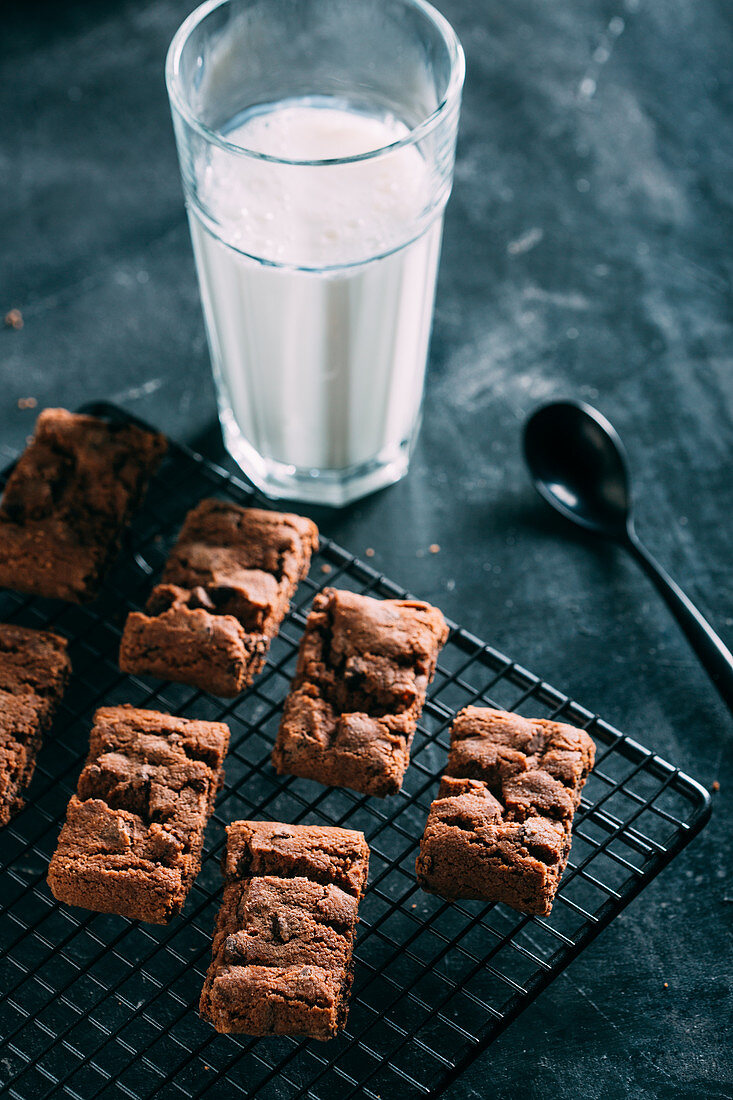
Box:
188, 98, 443, 495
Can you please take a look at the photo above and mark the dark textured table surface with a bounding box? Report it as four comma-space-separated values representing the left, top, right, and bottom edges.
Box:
3, 1, 732, 1097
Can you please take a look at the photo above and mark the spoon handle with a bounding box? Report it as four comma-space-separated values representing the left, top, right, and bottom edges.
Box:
626, 530, 733, 711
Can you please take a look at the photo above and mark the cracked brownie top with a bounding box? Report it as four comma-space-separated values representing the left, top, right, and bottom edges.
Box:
119, 501, 318, 696
199, 820, 369, 1037
73, 706, 229, 861
0, 623, 71, 825
416, 707, 596, 912
48, 705, 230, 921
296, 587, 448, 715
272, 588, 448, 796
153, 500, 318, 635
224, 820, 370, 898
219, 876, 359, 972
0, 623, 70, 721
442, 707, 595, 822
0, 408, 166, 601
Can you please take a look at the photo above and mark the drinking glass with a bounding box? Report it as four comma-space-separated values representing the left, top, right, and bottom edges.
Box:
166, 0, 464, 505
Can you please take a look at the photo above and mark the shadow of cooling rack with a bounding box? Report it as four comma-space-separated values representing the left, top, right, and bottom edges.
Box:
0, 402, 711, 1100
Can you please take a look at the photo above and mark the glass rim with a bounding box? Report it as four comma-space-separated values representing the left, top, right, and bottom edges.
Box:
165, 0, 465, 167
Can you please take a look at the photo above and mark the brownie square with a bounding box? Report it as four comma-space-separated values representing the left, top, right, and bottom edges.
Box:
47, 705, 230, 923
415, 708, 596, 915
272, 588, 448, 797
0, 624, 71, 825
119, 500, 318, 696
0, 408, 166, 602
200, 821, 369, 1038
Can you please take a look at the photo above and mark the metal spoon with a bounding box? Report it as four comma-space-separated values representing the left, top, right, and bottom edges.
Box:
523, 399, 733, 711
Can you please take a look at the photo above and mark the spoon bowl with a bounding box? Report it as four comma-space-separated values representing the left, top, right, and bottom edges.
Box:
523, 400, 631, 540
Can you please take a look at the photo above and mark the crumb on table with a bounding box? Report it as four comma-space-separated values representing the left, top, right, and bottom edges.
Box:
5, 308, 23, 329
17, 397, 37, 410
712, 780, 720, 792
429, 543, 440, 554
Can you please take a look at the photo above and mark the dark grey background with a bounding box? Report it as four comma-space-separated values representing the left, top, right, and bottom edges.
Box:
2, 1, 732, 1096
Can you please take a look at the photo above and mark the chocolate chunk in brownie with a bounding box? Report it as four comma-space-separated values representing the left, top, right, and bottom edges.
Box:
0, 624, 71, 825
199, 821, 369, 1038
272, 588, 448, 797
415, 707, 596, 915
0, 408, 167, 602
47, 705, 229, 923
119, 500, 318, 696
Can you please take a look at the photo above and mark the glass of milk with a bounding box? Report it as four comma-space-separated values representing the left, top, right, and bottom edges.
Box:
166, 0, 464, 505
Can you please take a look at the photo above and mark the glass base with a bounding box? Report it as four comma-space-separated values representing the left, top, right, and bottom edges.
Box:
219, 407, 411, 506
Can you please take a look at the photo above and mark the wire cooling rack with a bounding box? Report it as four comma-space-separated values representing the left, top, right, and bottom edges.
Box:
0, 402, 711, 1100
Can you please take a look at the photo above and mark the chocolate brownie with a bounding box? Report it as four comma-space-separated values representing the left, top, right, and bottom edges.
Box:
415, 707, 596, 915
119, 500, 318, 696
200, 821, 369, 1038
0, 408, 167, 602
0, 624, 71, 825
47, 705, 229, 923
272, 588, 448, 797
